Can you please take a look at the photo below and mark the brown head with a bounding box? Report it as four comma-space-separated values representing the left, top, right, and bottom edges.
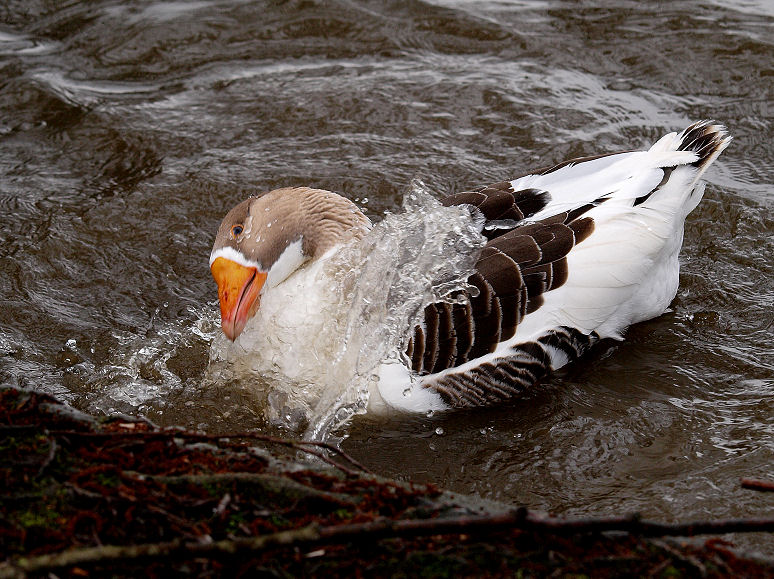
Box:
210, 187, 371, 340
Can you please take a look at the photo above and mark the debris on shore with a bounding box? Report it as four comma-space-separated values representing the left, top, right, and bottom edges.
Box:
2, 385, 772, 578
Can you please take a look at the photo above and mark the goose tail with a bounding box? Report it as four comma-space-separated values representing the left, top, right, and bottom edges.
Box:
651, 119, 731, 179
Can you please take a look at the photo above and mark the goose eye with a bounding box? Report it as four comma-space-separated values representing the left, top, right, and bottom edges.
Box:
231, 224, 244, 238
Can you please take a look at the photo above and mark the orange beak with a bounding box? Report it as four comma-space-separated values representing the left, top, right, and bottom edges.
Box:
210, 257, 268, 341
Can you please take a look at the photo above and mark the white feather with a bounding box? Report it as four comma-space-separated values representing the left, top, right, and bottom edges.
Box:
373, 362, 447, 413
511, 164, 703, 342
512, 146, 699, 222
209, 245, 260, 269
265, 238, 306, 290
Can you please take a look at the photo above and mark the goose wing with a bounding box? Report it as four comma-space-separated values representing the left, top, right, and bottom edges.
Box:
399, 121, 730, 408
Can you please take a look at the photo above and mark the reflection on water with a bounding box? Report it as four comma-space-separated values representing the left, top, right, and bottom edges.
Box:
1, 0, 772, 556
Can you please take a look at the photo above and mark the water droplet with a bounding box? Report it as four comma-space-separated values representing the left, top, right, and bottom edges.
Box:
65, 338, 77, 349
163, 302, 169, 308
435, 427, 444, 435
426, 410, 435, 418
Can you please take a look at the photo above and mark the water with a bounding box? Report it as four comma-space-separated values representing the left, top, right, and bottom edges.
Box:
1, 0, 772, 556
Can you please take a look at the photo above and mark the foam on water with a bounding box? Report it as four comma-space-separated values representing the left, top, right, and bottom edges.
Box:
207, 182, 486, 439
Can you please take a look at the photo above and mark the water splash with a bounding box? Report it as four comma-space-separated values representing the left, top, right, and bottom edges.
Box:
80, 305, 220, 417
207, 181, 486, 439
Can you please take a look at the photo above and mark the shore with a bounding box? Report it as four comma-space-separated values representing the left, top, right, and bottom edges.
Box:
2, 385, 772, 578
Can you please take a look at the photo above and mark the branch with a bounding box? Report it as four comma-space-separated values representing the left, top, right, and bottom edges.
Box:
48, 429, 373, 476
3, 509, 774, 577
741, 478, 774, 492
0, 527, 321, 579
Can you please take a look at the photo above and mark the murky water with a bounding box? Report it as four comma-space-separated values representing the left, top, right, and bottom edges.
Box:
2, 0, 772, 555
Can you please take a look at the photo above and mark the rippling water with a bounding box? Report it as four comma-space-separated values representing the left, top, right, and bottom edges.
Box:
1, 0, 772, 556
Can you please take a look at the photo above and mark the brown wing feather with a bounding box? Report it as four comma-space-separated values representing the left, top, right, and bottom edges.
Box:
432, 303, 456, 374
406, 186, 596, 376
442, 184, 552, 239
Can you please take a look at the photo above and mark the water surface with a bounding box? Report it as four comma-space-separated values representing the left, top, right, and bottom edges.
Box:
1, 0, 772, 556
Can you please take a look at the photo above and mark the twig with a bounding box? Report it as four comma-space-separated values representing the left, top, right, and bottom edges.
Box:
0, 526, 319, 579
3, 509, 774, 577
647, 558, 673, 578
35, 435, 57, 479
648, 538, 706, 577
156, 431, 373, 475
702, 538, 737, 576
741, 478, 774, 492
287, 445, 362, 477
0, 424, 40, 433
105, 412, 160, 430
47, 429, 373, 476
64, 483, 108, 501
311, 511, 774, 540
290, 440, 372, 475
47, 430, 178, 441
138, 472, 355, 505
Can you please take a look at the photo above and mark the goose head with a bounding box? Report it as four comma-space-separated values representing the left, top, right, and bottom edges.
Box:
210, 187, 371, 341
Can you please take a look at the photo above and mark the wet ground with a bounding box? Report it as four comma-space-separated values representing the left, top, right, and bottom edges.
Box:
1, 0, 772, 556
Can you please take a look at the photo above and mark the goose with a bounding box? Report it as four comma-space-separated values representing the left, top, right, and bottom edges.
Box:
209, 120, 730, 413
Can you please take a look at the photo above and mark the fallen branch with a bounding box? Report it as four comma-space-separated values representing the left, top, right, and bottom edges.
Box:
741, 478, 774, 492
3, 509, 774, 578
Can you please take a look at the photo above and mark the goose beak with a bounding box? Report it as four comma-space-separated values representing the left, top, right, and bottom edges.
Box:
210, 257, 268, 341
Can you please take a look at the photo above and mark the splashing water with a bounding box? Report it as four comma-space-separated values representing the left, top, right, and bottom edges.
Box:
207, 182, 486, 438
75, 304, 220, 419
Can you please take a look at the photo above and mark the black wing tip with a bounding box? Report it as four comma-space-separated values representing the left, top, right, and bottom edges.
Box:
678, 120, 732, 170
